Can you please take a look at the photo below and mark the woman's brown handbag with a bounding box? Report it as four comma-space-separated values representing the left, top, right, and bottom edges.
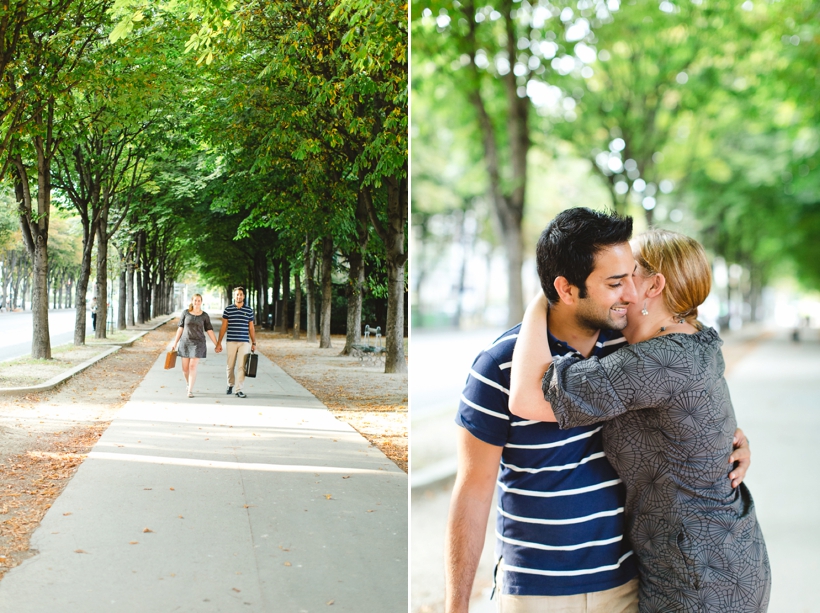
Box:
164, 350, 178, 369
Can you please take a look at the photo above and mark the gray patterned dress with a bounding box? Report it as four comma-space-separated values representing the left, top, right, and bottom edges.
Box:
177, 310, 213, 359
544, 327, 770, 612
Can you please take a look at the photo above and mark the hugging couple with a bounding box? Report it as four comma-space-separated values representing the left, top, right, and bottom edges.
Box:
447, 208, 771, 613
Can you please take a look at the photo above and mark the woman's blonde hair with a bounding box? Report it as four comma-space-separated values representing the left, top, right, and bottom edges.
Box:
633, 230, 711, 330
188, 294, 203, 313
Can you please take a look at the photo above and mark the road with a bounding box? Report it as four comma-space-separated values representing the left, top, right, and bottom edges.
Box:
0, 309, 91, 361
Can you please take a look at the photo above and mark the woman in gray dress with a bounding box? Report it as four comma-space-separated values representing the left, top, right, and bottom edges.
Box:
172, 294, 219, 398
509, 230, 770, 612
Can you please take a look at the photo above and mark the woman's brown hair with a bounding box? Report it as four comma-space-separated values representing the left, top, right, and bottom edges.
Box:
633, 230, 711, 330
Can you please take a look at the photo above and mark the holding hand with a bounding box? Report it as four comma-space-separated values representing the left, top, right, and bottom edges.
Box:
215, 342, 222, 353
728, 428, 751, 488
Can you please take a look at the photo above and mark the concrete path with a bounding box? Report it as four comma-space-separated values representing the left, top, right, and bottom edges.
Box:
0, 324, 407, 612
727, 329, 820, 613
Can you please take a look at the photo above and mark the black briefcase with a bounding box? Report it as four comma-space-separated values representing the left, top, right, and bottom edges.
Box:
243, 351, 258, 378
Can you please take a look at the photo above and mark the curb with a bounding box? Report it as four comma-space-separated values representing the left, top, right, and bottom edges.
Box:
86, 330, 149, 348
411, 456, 458, 491
125, 313, 176, 332
0, 345, 121, 396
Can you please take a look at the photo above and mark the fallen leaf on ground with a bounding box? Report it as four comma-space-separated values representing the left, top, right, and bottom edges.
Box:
129, 541, 138, 545
75, 549, 88, 554
143, 528, 153, 533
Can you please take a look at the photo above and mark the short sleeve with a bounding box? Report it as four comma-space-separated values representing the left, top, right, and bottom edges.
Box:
203, 313, 213, 332
178, 310, 187, 328
455, 350, 511, 447
543, 337, 694, 429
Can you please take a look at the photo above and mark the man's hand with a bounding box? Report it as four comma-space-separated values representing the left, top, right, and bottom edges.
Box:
728, 428, 751, 488
215, 343, 222, 353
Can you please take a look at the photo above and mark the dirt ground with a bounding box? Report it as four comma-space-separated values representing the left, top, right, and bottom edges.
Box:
0, 322, 407, 578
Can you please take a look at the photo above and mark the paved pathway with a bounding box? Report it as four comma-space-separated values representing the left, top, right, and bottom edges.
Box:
727, 330, 820, 613
0, 322, 407, 612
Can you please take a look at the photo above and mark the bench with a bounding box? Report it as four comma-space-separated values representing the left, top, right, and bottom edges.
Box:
351, 325, 386, 366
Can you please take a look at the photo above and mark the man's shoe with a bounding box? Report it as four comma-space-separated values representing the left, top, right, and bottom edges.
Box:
226, 386, 233, 395
235, 391, 247, 399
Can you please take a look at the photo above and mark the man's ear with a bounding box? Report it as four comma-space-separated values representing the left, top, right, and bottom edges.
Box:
647, 273, 666, 298
553, 276, 577, 305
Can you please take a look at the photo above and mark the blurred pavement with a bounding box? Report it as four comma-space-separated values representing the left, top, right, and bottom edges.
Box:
410, 326, 820, 613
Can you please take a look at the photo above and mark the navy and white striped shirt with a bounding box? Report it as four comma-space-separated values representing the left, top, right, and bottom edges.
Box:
221, 304, 254, 342
455, 325, 637, 596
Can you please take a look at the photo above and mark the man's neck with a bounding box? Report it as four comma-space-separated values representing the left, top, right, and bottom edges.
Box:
547, 303, 601, 358
235, 301, 244, 308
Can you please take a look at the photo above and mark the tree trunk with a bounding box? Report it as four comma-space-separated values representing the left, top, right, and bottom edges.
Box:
319, 236, 333, 348
12, 143, 52, 358
126, 250, 135, 327
464, 0, 528, 326
95, 206, 109, 339
271, 258, 281, 331
135, 231, 145, 324
281, 261, 290, 334
292, 271, 302, 340
304, 236, 317, 343
362, 174, 408, 374
151, 273, 159, 319
67, 272, 74, 308
73, 231, 94, 345
341, 191, 370, 355
118, 268, 126, 330
19, 273, 26, 310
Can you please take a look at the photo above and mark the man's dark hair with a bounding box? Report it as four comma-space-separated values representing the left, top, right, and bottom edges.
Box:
233, 286, 246, 295
536, 208, 633, 303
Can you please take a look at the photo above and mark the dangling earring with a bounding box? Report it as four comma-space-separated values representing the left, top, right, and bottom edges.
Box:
641, 301, 649, 316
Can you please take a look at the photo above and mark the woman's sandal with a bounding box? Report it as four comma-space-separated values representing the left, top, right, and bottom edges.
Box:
187, 391, 194, 398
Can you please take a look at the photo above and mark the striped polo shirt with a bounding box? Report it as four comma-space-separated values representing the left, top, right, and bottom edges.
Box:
221, 304, 254, 342
455, 324, 637, 596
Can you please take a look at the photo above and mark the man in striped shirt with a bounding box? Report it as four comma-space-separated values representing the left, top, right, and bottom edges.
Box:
445, 208, 750, 612
215, 286, 256, 399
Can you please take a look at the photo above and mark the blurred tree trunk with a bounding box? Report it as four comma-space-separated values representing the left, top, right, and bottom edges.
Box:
319, 236, 333, 348
462, 0, 527, 326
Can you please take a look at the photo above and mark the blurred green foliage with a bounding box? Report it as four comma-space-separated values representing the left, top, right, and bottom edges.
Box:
412, 0, 820, 304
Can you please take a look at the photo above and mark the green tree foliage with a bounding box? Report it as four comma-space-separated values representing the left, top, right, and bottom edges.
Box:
413, 0, 820, 329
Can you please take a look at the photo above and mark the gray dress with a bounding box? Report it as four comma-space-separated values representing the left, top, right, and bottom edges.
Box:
177, 310, 213, 359
544, 327, 770, 612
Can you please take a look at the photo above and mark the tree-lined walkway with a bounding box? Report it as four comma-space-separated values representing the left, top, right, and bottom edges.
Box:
2, 0, 407, 373
0, 318, 407, 612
